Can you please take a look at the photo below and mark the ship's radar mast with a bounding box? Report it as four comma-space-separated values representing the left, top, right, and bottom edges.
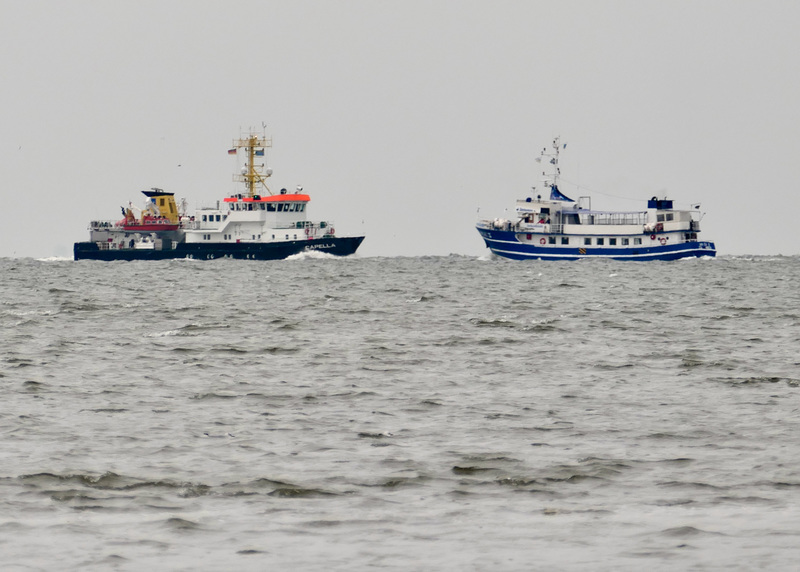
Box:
537, 136, 562, 190
230, 129, 273, 197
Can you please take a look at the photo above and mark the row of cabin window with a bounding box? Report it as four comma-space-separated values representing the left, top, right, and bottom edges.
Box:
205, 233, 263, 240
202, 233, 301, 241
534, 236, 644, 246
229, 203, 306, 212
582, 237, 643, 246
202, 214, 225, 222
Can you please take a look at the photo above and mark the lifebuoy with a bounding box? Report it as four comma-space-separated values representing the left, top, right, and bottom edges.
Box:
330, 228, 335, 235
305, 227, 310, 235
659, 237, 667, 245
650, 234, 656, 240
539, 237, 546, 245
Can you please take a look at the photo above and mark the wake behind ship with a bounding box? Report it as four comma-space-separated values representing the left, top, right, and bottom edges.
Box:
476, 138, 715, 261
74, 130, 364, 261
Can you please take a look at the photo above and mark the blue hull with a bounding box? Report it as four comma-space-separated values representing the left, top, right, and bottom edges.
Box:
478, 228, 716, 261
74, 236, 364, 261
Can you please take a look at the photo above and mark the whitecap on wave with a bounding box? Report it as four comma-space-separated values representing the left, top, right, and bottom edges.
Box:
145, 329, 183, 338
35, 256, 73, 262
286, 250, 338, 261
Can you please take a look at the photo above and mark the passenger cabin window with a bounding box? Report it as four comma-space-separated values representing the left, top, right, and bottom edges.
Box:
622, 238, 629, 245
548, 237, 556, 244
561, 237, 569, 245
202, 215, 207, 222
597, 238, 604, 245
634, 238, 642, 245
666, 213, 674, 221
609, 238, 617, 246
657, 214, 665, 222
584, 237, 591, 245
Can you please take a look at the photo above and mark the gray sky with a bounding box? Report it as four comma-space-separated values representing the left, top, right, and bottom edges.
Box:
2, 1, 798, 258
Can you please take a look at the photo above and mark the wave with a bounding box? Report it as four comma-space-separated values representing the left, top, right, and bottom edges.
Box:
34, 256, 73, 262
286, 250, 338, 261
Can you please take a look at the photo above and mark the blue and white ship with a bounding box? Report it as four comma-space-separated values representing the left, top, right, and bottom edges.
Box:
476, 138, 716, 261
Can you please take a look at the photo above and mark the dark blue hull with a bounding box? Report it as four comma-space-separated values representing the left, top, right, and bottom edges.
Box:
74, 236, 365, 261
478, 228, 715, 261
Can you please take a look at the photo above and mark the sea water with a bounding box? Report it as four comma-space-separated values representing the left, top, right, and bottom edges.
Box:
1, 254, 799, 571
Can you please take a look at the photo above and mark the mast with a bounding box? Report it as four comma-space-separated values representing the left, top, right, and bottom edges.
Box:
230, 128, 273, 197
534, 136, 574, 203
540, 136, 561, 190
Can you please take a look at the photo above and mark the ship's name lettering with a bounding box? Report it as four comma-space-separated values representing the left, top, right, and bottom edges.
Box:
305, 243, 334, 250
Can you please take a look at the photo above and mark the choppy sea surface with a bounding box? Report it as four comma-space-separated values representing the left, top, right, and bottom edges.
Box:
2, 254, 800, 571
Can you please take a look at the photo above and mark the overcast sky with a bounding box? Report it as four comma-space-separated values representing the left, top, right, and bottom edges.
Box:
2, 1, 798, 258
